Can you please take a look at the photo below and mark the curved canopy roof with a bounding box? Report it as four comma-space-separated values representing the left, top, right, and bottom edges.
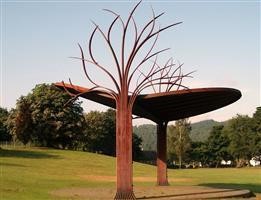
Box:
55, 82, 241, 123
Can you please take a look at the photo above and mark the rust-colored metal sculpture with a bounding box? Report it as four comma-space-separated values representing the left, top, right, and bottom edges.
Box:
156, 122, 169, 186
57, 1, 242, 199
56, 83, 241, 193
60, 1, 194, 199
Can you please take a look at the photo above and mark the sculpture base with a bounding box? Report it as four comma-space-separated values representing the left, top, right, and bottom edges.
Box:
114, 191, 136, 200
157, 181, 170, 186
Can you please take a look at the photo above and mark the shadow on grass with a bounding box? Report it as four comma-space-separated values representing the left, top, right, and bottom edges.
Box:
199, 183, 261, 194
0, 163, 28, 167
136, 188, 246, 199
0, 149, 60, 159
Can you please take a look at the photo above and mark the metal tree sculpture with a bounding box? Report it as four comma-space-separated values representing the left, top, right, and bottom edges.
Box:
64, 1, 192, 199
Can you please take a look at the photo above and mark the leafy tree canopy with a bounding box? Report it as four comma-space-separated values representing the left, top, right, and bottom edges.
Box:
0, 107, 11, 141
6, 84, 85, 149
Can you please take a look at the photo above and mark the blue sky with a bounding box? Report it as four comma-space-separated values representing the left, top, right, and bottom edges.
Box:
1, 0, 260, 124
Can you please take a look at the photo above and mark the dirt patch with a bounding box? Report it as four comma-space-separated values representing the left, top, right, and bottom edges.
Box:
50, 186, 254, 200
79, 175, 193, 183
80, 175, 115, 182
50, 187, 115, 200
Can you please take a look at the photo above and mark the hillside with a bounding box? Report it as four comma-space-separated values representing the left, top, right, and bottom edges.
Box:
1, 147, 260, 200
134, 120, 225, 150
133, 124, 156, 151
190, 120, 224, 142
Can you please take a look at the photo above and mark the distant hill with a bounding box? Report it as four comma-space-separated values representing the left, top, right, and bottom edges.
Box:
133, 124, 156, 151
190, 120, 224, 142
134, 120, 225, 151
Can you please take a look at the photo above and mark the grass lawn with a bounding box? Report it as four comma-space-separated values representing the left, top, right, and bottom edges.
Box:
1, 147, 260, 200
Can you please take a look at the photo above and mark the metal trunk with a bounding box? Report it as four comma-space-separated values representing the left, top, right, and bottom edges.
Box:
157, 122, 169, 186
114, 91, 136, 199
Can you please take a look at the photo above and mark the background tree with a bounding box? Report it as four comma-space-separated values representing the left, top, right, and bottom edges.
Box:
0, 107, 11, 142
224, 115, 255, 167
6, 84, 85, 149
132, 133, 143, 161
6, 97, 32, 145
84, 109, 142, 160
168, 119, 191, 168
83, 109, 116, 155
252, 107, 261, 157
187, 141, 210, 167
205, 125, 231, 167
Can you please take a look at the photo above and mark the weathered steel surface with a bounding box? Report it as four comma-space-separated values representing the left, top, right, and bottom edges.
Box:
55, 83, 241, 190
55, 83, 241, 123
57, 3, 241, 199
157, 122, 169, 186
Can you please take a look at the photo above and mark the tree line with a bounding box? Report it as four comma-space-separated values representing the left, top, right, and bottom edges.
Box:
0, 84, 142, 160
133, 109, 260, 168
166, 108, 261, 168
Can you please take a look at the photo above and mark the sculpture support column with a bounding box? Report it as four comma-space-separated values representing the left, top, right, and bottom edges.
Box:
157, 122, 169, 186
114, 93, 136, 199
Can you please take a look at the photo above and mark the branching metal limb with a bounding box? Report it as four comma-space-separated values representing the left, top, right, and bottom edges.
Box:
129, 79, 189, 107
137, 69, 157, 93
121, 0, 142, 73
127, 47, 169, 88
167, 70, 195, 92
137, 81, 189, 96
159, 58, 173, 92
125, 7, 158, 75
62, 85, 97, 107
61, 81, 77, 97
90, 21, 122, 91
135, 59, 159, 91
166, 62, 182, 92
129, 64, 175, 106
91, 87, 119, 101
128, 21, 182, 72
136, 74, 179, 96
77, 44, 99, 88
131, 16, 138, 45
125, 10, 164, 79
132, 62, 190, 102
63, 79, 118, 104
166, 62, 183, 91
103, 9, 125, 28
88, 25, 99, 64
176, 75, 183, 91
148, 22, 183, 42
71, 55, 120, 93
107, 15, 120, 42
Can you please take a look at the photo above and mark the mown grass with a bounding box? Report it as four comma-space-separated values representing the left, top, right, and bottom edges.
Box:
1, 147, 260, 200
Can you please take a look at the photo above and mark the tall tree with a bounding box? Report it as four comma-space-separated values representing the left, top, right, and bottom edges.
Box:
251, 107, 261, 158
6, 84, 85, 149
0, 107, 11, 142
224, 115, 256, 167
168, 119, 191, 168
6, 97, 32, 145
206, 125, 231, 167
84, 109, 142, 160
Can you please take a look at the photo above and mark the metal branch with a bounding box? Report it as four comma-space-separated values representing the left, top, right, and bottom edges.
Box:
77, 44, 99, 88
90, 22, 122, 90
103, 9, 125, 28
127, 21, 182, 75
125, 10, 163, 80
121, 0, 142, 73
166, 62, 183, 91
127, 46, 169, 88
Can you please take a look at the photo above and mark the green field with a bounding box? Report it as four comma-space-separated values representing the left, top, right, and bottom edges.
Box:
1, 147, 260, 200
